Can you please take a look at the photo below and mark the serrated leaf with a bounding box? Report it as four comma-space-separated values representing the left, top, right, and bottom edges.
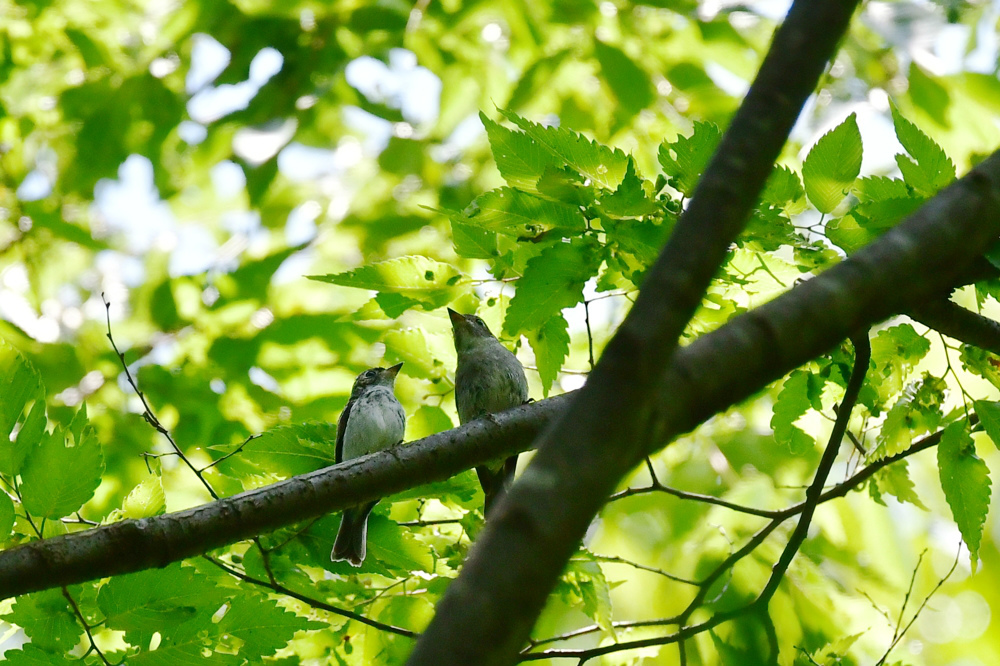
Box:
658, 121, 722, 197
500, 109, 629, 190
771, 371, 814, 454
593, 40, 654, 115
873, 459, 927, 509
597, 157, 659, 219
407, 405, 453, 440
217, 422, 338, 482
974, 400, 1000, 450
121, 473, 166, 519
853, 175, 911, 202
0, 339, 46, 477
4, 589, 81, 652
938, 421, 991, 570
802, 113, 863, 213
960, 345, 1000, 392
760, 165, 805, 209
451, 221, 498, 259
480, 112, 560, 193
99, 563, 229, 642
526, 314, 570, 397
20, 408, 103, 520
217, 594, 324, 658
870, 324, 931, 403
567, 556, 615, 637
309, 256, 467, 311
0, 644, 74, 664
383, 327, 453, 381
876, 376, 944, 458
853, 196, 924, 231
457, 187, 587, 238
365, 514, 435, 573
825, 213, 877, 255
891, 105, 955, 195
0, 491, 14, 538
504, 239, 602, 336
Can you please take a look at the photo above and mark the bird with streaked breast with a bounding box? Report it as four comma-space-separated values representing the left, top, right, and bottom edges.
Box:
448, 308, 529, 517
331, 363, 405, 567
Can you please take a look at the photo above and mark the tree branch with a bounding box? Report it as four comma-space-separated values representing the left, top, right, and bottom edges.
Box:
405, 2, 862, 663
0, 394, 573, 600
908, 298, 1000, 355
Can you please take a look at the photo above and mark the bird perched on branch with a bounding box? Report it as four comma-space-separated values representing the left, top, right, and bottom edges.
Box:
448, 308, 528, 516
331, 363, 405, 566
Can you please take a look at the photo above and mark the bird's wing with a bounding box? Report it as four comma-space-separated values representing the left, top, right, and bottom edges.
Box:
336, 398, 353, 464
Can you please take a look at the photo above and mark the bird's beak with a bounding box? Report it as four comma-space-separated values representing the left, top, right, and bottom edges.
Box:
447, 308, 463, 328
386, 362, 403, 377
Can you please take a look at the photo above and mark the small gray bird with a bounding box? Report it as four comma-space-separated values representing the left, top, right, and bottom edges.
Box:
331, 363, 405, 566
448, 308, 528, 516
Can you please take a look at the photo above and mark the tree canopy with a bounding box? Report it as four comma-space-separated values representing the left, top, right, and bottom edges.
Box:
3, 0, 1000, 664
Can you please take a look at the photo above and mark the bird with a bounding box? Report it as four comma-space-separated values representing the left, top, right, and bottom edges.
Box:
448, 308, 528, 516
331, 362, 406, 567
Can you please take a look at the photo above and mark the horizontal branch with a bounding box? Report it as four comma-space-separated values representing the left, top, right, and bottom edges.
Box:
908, 298, 1000, 354
0, 394, 574, 600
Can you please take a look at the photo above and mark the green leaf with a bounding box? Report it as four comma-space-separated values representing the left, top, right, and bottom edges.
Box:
825, 213, 876, 254
365, 514, 435, 573
938, 421, 991, 570
770, 371, 814, 454
593, 40, 654, 115
891, 105, 955, 195
853, 175, 911, 202
480, 112, 560, 193
217, 422, 338, 482
0, 339, 46, 477
217, 594, 324, 658
309, 256, 467, 311
526, 314, 571, 397
0, 644, 74, 664
99, 563, 228, 643
0, 491, 14, 539
4, 589, 81, 652
500, 109, 630, 190
384, 327, 453, 381
407, 405, 454, 441
760, 165, 805, 209
872, 459, 927, 509
802, 113, 863, 213
20, 407, 104, 520
597, 157, 659, 219
876, 376, 944, 458
457, 187, 587, 238
974, 400, 1000, 450
504, 239, 602, 336
567, 555, 615, 637
657, 121, 722, 197
451, 221, 498, 259
121, 473, 166, 519
870, 324, 931, 403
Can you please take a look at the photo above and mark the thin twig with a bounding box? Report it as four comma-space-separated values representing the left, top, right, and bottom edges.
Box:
203, 555, 419, 639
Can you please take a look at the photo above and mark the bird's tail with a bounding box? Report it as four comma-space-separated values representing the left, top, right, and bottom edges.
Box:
477, 455, 518, 517
331, 501, 378, 566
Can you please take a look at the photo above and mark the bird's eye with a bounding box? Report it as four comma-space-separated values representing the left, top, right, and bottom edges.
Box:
364, 370, 376, 379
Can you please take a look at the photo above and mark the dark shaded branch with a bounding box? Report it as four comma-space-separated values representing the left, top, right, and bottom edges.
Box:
407, 2, 864, 663
908, 298, 1000, 355
746, 332, 870, 607
421, 150, 1000, 665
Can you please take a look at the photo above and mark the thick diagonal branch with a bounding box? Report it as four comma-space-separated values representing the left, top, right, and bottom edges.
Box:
407, 1, 863, 663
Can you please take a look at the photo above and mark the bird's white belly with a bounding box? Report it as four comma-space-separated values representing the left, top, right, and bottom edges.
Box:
343, 389, 405, 460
